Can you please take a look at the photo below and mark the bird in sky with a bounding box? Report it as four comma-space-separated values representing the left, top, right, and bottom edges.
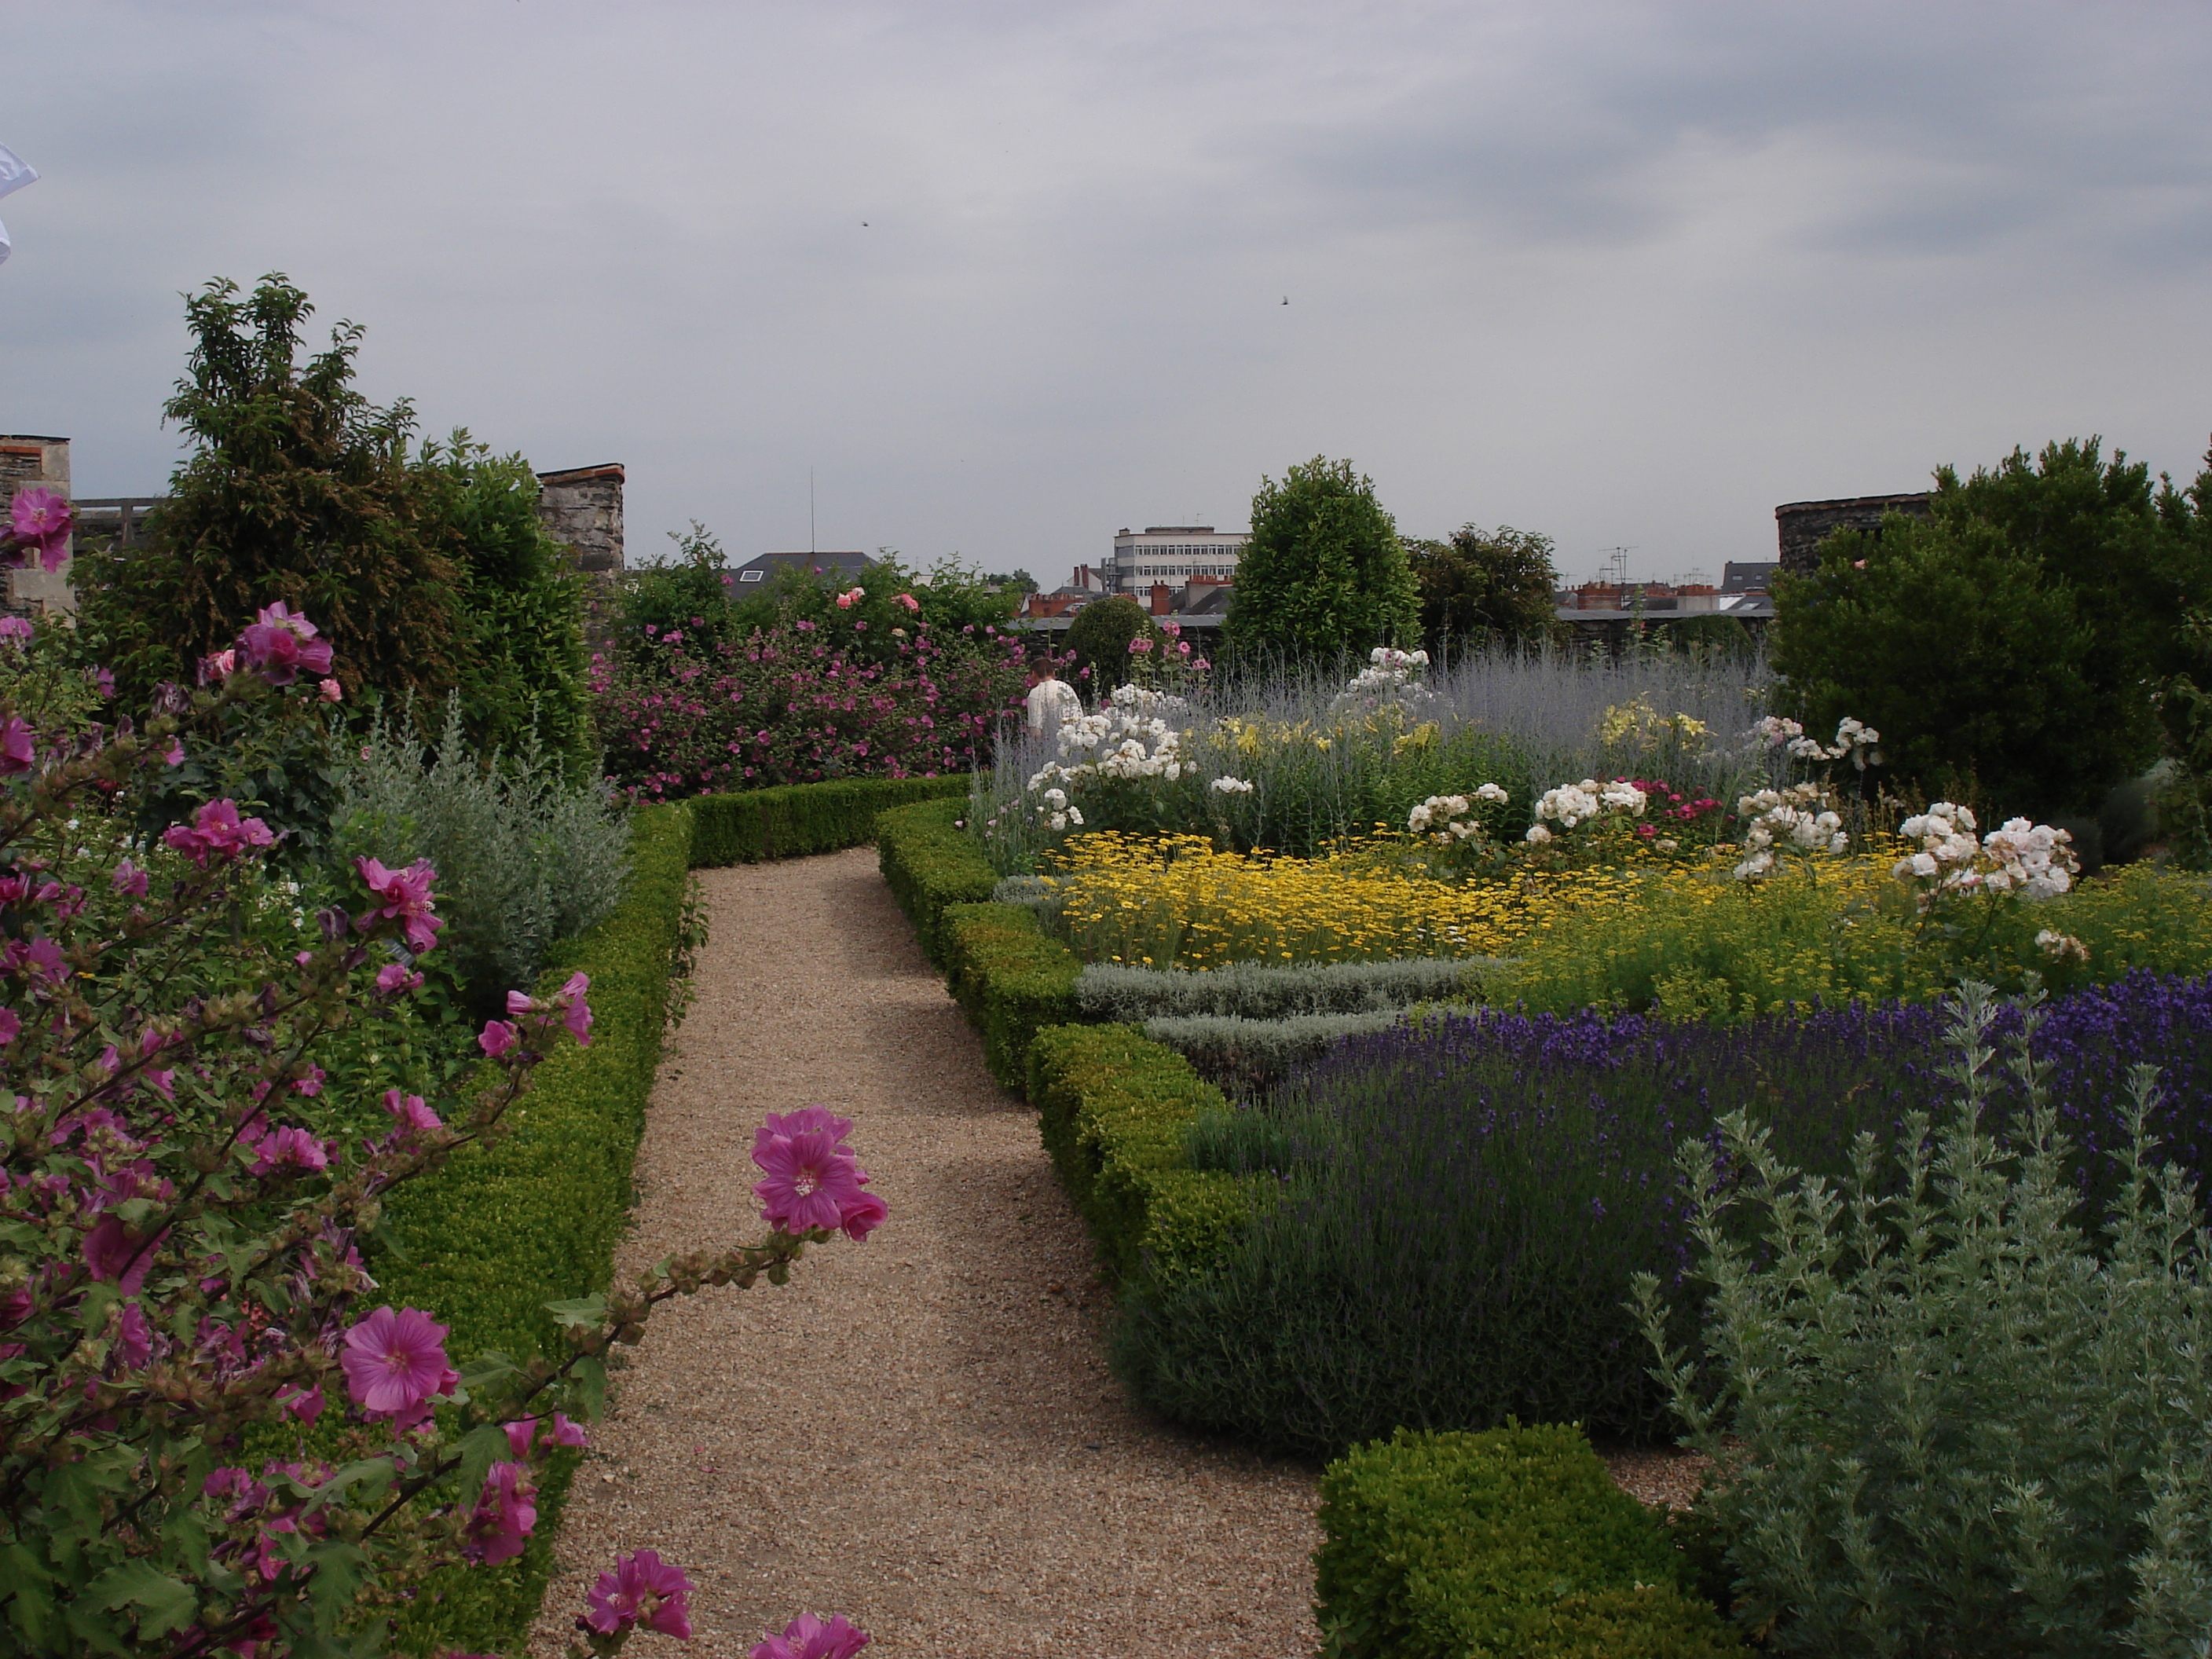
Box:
1281, 295, 1288, 305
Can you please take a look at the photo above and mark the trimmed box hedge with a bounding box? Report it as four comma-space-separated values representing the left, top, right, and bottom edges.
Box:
941, 902, 1082, 1088
690, 775, 968, 866
876, 794, 999, 966
376, 800, 694, 1654
1025, 1023, 1258, 1287
1315, 1425, 1739, 1659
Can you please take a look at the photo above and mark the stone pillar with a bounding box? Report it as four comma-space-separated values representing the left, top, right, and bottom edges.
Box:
536, 463, 624, 577
0, 434, 75, 614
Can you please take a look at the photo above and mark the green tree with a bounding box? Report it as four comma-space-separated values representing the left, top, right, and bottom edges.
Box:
1406, 523, 1559, 651
1774, 438, 2207, 819
1064, 595, 1160, 694
1224, 457, 1419, 667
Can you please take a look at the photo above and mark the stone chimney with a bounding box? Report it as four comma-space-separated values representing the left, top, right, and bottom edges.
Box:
536, 463, 624, 577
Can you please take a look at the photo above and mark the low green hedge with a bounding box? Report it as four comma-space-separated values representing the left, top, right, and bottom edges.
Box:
373, 801, 694, 1654
941, 903, 1082, 1087
1314, 1425, 1739, 1659
876, 795, 998, 966
1026, 1023, 1258, 1287
690, 775, 968, 866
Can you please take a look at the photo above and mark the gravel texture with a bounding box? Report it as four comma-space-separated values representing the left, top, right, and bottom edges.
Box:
529, 849, 1323, 1658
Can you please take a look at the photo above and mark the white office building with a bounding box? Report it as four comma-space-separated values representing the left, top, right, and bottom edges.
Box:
1108, 526, 1248, 595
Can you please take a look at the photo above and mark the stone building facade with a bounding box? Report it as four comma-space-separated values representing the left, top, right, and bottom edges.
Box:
1774, 492, 1932, 576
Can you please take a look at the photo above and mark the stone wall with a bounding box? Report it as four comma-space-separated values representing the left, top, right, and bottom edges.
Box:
536, 463, 624, 576
0, 434, 74, 614
1774, 492, 1932, 575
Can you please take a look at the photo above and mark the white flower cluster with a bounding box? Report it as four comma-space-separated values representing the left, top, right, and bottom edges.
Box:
2035, 928, 2090, 965
1330, 646, 1436, 714
1745, 714, 1882, 771
1526, 778, 1646, 840
1892, 803, 2078, 906
1406, 782, 1507, 844
1732, 784, 1847, 881
1210, 775, 1255, 796
1025, 683, 1196, 830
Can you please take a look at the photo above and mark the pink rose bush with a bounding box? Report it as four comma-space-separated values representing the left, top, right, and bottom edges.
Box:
0, 608, 887, 1657
595, 612, 1027, 801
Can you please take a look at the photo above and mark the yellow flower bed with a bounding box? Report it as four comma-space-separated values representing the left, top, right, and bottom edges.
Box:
1042, 832, 1646, 968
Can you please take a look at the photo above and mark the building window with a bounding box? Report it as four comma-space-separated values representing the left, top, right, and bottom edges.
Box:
738, 569, 764, 582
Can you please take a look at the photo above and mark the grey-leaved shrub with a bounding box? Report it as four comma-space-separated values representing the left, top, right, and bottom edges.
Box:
1078, 957, 1481, 1022
1147, 1011, 1410, 1095
332, 701, 630, 1004
1634, 982, 2212, 1657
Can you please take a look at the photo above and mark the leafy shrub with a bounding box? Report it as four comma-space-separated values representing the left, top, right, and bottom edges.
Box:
1405, 523, 1561, 654
592, 609, 1024, 800
1063, 595, 1163, 694
1145, 1010, 1410, 1094
1025, 1023, 1254, 1287
1224, 456, 1421, 668
876, 795, 1000, 967
689, 775, 968, 865
1077, 956, 1475, 1021
1635, 985, 2212, 1657
1315, 1425, 1739, 1659
331, 702, 629, 1008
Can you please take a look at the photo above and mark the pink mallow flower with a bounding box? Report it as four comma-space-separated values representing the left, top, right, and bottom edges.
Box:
750, 1613, 872, 1659
374, 961, 424, 998
112, 860, 149, 897
584, 1549, 694, 1639
162, 800, 276, 867
382, 1088, 442, 1136
464, 1461, 538, 1565
8, 489, 71, 571
478, 1020, 519, 1059
752, 1111, 879, 1236
246, 1123, 331, 1177
0, 616, 31, 645
354, 856, 442, 954
0, 716, 36, 775
237, 602, 335, 687
339, 1306, 458, 1426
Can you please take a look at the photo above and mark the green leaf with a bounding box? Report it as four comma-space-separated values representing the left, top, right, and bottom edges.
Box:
543, 1293, 608, 1328
86, 1558, 198, 1639
452, 1422, 512, 1513
569, 1354, 607, 1419
457, 1349, 518, 1390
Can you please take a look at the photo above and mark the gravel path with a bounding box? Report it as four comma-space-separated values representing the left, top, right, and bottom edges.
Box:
530, 848, 1323, 1659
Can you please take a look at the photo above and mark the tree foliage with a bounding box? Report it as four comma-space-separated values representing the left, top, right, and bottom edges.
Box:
75, 276, 587, 764
1406, 524, 1559, 652
1224, 457, 1419, 667
1774, 438, 2212, 819
1063, 595, 1161, 694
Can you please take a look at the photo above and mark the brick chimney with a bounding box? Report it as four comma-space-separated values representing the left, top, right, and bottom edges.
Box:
1148, 581, 1171, 616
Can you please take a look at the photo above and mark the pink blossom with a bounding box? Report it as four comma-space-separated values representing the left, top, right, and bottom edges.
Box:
0, 716, 35, 775
505, 989, 534, 1018
112, 1302, 154, 1370
112, 860, 149, 896
837, 1190, 888, 1243
749, 1613, 872, 1659
895, 592, 920, 613
237, 602, 335, 687
246, 1123, 331, 1177
277, 1383, 324, 1423
381, 1088, 442, 1135
8, 489, 71, 570
339, 1306, 457, 1424
318, 678, 343, 701
550, 1412, 589, 1448
354, 856, 442, 954
557, 971, 592, 1046
0, 1009, 16, 1046
82, 1216, 162, 1295
478, 1020, 520, 1059
465, 1461, 538, 1564
161, 800, 276, 866
0, 616, 31, 645
504, 1418, 539, 1458
584, 1549, 694, 1639
753, 1119, 872, 1235
199, 649, 237, 685
374, 961, 423, 998
162, 738, 184, 767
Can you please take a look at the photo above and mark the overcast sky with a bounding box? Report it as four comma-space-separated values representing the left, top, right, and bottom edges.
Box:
4, 2, 2210, 585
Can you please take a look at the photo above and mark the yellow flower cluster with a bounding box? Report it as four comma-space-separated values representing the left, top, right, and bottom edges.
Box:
1042, 832, 1639, 969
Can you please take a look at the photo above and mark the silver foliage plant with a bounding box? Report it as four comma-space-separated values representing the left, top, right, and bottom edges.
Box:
1076, 956, 1478, 1022
1634, 983, 2212, 1657
333, 699, 631, 994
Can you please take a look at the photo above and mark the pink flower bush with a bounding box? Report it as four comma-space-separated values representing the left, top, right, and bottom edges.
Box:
584, 1547, 695, 1639
237, 601, 335, 687
595, 614, 1026, 801
161, 798, 277, 866
354, 855, 442, 953
751, 1613, 873, 1659
338, 1306, 458, 1426
752, 1107, 885, 1240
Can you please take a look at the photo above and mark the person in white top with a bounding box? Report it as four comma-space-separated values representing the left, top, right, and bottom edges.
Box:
1024, 661, 1082, 743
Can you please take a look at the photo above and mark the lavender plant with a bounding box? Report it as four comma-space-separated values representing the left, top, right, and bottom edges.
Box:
1634, 984, 2212, 1657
